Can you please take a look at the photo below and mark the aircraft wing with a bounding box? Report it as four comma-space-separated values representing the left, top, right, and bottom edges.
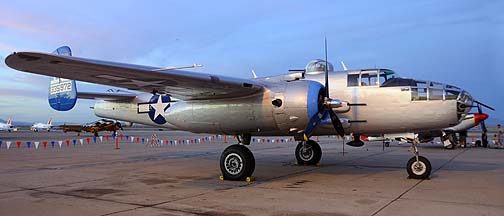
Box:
5, 52, 263, 100
77, 92, 137, 101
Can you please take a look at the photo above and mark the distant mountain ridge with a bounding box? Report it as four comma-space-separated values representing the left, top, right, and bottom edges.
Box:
0, 119, 81, 126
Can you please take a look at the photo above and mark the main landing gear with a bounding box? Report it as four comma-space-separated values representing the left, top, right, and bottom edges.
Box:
295, 140, 322, 165
219, 134, 255, 181
407, 139, 432, 179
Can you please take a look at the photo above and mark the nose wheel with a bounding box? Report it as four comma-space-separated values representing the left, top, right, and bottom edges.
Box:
220, 144, 255, 181
406, 139, 432, 179
295, 140, 322, 165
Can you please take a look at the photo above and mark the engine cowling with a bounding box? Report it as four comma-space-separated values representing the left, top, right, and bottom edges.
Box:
269, 80, 324, 134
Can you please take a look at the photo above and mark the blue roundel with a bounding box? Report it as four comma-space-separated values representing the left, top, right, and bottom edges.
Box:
148, 95, 171, 124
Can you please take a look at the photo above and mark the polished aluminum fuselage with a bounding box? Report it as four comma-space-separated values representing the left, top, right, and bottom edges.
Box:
94, 70, 466, 137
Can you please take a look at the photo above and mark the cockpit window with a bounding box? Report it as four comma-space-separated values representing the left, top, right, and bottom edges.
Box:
360, 73, 378, 86
445, 85, 461, 100
381, 78, 416, 87
411, 81, 428, 101
429, 82, 443, 100
347, 74, 359, 87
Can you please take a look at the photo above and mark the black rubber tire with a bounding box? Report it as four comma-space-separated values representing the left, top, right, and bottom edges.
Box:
406, 156, 432, 179
295, 140, 322, 165
241, 145, 255, 177
220, 144, 255, 181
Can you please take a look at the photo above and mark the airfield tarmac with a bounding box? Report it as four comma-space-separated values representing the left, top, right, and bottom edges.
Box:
0, 130, 503, 216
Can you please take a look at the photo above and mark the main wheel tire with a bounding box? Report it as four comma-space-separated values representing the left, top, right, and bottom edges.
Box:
406, 156, 431, 179
220, 144, 255, 181
295, 140, 322, 165
241, 145, 255, 177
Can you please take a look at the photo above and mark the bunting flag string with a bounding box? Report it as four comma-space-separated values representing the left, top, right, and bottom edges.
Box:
0, 133, 303, 151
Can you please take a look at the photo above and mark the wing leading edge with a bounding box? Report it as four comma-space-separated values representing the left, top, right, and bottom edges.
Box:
5, 52, 263, 100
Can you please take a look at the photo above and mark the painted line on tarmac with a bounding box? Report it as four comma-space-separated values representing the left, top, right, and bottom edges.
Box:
370, 148, 469, 216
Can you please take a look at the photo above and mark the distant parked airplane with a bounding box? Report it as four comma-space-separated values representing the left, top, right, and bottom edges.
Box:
31, 118, 52, 132
0, 117, 13, 132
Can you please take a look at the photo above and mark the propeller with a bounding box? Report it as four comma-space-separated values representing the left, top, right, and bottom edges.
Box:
296, 38, 345, 141
474, 100, 495, 111
476, 104, 488, 133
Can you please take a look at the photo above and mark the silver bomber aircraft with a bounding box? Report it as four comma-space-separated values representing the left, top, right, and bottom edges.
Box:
5, 46, 485, 180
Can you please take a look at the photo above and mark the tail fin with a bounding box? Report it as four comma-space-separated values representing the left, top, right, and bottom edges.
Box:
48, 46, 78, 111
6, 117, 11, 126
47, 118, 52, 125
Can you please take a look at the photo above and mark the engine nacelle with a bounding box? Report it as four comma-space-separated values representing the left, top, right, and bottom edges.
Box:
269, 80, 324, 134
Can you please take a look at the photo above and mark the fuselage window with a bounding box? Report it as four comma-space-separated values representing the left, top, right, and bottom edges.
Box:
360, 73, 378, 86
347, 74, 359, 87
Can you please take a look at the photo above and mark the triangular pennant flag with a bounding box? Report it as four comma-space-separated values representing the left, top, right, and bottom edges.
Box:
6, 141, 11, 149
58, 141, 63, 148
66, 139, 70, 147
27, 141, 32, 148
16, 141, 21, 149
72, 139, 77, 146
160, 140, 164, 145
43, 141, 48, 149
34, 142, 40, 149
51, 141, 55, 148
79, 139, 84, 145
86, 138, 90, 144
93, 137, 97, 143
99, 136, 103, 142
130, 136, 134, 142
0, 140, 2, 148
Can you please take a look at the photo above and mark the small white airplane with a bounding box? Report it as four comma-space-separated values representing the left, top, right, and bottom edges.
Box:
5, 45, 492, 180
31, 118, 53, 132
0, 117, 13, 132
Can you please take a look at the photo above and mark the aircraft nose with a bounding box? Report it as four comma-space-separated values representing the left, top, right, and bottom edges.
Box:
474, 113, 489, 125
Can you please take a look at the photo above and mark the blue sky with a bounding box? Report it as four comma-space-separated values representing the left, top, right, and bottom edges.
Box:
0, 0, 502, 123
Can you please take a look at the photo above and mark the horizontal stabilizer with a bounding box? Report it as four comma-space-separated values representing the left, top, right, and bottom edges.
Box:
77, 92, 137, 100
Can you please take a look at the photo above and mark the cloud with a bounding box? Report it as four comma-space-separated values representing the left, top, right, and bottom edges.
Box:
0, 19, 47, 34
0, 87, 46, 98
0, 42, 17, 52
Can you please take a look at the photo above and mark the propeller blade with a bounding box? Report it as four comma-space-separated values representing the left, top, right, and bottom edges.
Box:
300, 110, 328, 140
328, 108, 345, 137
324, 37, 329, 97
474, 100, 495, 111
476, 104, 488, 133
480, 118, 488, 133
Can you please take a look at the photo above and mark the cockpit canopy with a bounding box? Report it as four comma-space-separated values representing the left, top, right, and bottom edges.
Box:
305, 59, 334, 73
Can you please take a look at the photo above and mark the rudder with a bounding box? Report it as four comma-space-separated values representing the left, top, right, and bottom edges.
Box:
48, 46, 78, 111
